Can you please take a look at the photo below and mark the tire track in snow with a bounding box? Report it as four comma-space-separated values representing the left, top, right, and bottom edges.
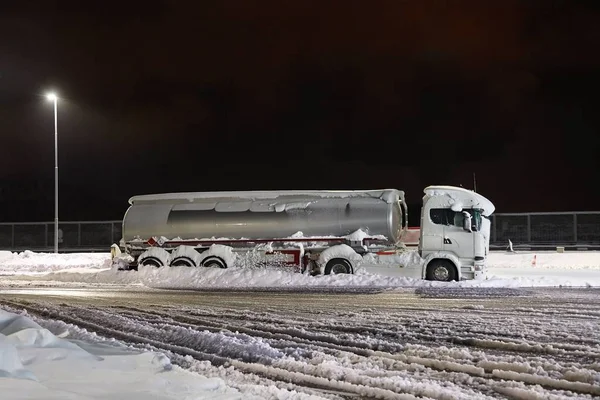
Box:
109, 303, 600, 365
200, 306, 600, 364
12, 297, 600, 395
1, 288, 599, 399
0, 300, 422, 399
0, 302, 350, 399
1, 299, 494, 398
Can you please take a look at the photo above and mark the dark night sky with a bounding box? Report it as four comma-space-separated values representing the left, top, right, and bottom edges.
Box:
1, 0, 600, 224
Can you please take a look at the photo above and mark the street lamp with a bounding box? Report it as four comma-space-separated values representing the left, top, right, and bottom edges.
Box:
46, 93, 59, 253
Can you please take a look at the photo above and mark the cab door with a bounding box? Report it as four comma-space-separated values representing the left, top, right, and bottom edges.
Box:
443, 210, 475, 259
421, 208, 447, 253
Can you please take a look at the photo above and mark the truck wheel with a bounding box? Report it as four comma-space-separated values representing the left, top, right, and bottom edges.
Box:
324, 258, 353, 275
138, 257, 163, 268
202, 256, 227, 269
138, 248, 170, 268
426, 260, 457, 282
170, 245, 201, 267
171, 257, 196, 267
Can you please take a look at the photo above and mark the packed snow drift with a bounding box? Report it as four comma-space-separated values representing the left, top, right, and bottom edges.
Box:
1, 249, 599, 288
0, 309, 244, 400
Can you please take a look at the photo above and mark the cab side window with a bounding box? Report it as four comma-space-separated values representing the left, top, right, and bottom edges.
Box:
430, 208, 453, 225
430, 208, 481, 231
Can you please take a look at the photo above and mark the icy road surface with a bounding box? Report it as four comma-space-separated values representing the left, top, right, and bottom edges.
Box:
1, 286, 599, 399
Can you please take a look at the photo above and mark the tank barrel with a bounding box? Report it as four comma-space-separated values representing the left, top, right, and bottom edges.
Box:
122, 190, 405, 244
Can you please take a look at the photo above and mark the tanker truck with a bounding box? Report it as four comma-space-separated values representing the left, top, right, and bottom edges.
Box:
114, 185, 494, 281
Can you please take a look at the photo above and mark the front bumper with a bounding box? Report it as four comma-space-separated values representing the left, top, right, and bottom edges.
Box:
461, 264, 487, 280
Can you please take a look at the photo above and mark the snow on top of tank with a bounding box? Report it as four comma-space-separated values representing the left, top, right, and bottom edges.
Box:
423, 185, 495, 216
288, 229, 388, 241
129, 189, 405, 205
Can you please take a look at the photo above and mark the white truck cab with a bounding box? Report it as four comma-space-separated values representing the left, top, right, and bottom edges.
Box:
418, 186, 495, 281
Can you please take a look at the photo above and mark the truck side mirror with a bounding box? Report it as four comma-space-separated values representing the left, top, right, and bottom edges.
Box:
462, 212, 472, 232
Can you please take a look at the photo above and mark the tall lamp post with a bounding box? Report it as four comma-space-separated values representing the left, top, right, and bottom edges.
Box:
46, 93, 59, 253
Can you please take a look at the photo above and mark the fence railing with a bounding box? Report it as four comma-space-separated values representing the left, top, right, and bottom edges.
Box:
491, 212, 600, 249
0, 221, 122, 252
1, 212, 599, 252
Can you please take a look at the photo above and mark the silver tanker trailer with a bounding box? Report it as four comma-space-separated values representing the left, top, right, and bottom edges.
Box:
114, 186, 494, 281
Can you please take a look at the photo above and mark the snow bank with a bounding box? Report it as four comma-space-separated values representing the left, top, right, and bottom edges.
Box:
0, 310, 242, 399
1, 250, 600, 288
488, 251, 600, 270
0, 251, 110, 275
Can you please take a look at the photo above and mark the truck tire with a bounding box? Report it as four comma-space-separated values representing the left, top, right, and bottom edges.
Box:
138, 248, 170, 268
202, 256, 227, 269
324, 258, 353, 275
171, 257, 196, 267
426, 259, 457, 282
138, 257, 163, 268
170, 246, 201, 267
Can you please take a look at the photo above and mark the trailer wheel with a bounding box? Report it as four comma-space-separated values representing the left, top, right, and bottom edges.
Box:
170, 257, 196, 267
170, 246, 201, 267
138, 248, 170, 268
324, 258, 353, 275
202, 256, 227, 269
426, 259, 457, 282
138, 257, 163, 268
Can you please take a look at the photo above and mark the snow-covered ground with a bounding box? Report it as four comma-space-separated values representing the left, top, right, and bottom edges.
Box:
1, 249, 600, 399
0, 310, 242, 399
1, 249, 599, 288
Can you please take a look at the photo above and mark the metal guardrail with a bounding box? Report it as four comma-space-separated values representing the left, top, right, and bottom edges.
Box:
0, 212, 599, 252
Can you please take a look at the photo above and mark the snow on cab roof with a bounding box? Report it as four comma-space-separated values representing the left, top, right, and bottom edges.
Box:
424, 185, 495, 216
129, 189, 405, 205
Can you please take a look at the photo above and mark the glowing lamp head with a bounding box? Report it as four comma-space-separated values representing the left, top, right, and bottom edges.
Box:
46, 93, 58, 101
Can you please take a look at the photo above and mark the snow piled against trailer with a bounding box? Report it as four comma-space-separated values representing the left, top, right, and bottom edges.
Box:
1, 250, 600, 288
